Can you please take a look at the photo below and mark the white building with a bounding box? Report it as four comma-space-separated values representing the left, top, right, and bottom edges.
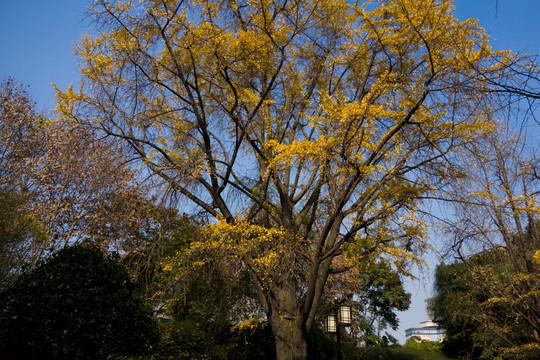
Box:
405, 320, 446, 342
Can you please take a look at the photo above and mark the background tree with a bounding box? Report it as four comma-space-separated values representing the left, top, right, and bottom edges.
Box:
56, 0, 532, 358
0, 78, 49, 287
430, 243, 540, 359
0, 244, 157, 360
122, 206, 200, 300
430, 126, 540, 359
355, 261, 411, 345
0, 181, 48, 288
325, 257, 411, 346
124, 207, 271, 359
0, 77, 156, 285
429, 259, 490, 359
27, 116, 152, 254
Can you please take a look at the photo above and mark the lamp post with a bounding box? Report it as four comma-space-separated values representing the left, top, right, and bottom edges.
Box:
324, 299, 352, 360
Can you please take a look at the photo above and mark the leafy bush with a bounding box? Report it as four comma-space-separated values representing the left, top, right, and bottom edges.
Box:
0, 244, 157, 359
147, 320, 230, 360
355, 345, 454, 360
404, 339, 444, 352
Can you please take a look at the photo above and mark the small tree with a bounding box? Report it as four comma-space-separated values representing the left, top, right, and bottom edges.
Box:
325, 258, 411, 346
356, 261, 411, 345
428, 260, 487, 359
0, 244, 157, 360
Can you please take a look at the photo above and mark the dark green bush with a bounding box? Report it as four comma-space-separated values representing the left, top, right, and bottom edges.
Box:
148, 320, 230, 360
0, 244, 157, 359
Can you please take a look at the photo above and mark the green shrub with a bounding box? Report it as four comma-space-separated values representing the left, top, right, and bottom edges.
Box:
356, 345, 454, 360
0, 244, 157, 359
404, 339, 444, 352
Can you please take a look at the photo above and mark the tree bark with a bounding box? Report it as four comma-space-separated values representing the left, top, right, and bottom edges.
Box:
268, 280, 308, 360
271, 316, 308, 360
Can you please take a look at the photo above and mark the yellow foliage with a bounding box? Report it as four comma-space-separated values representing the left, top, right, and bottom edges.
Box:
534, 250, 540, 270
231, 317, 264, 333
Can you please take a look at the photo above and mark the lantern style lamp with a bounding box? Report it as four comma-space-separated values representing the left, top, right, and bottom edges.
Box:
325, 314, 337, 333
324, 300, 352, 360
337, 305, 352, 326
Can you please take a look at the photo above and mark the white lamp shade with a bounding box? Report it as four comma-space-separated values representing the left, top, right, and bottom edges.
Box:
325, 314, 337, 333
338, 305, 352, 326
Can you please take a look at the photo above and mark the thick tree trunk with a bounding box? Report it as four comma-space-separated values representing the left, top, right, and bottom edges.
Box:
268, 280, 308, 360
270, 314, 308, 360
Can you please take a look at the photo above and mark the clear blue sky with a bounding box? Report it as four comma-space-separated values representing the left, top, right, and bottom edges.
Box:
0, 0, 90, 111
1, 0, 539, 345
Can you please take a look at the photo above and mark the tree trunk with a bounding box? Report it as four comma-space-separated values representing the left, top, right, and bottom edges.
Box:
271, 314, 308, 360
268, 280, 308, 360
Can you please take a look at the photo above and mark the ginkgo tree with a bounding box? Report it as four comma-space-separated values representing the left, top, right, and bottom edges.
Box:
56, 0, 526, 358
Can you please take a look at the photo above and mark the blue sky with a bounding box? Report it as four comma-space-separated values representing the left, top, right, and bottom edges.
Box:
0, 0, 90, 111
1, 0, 539, 345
